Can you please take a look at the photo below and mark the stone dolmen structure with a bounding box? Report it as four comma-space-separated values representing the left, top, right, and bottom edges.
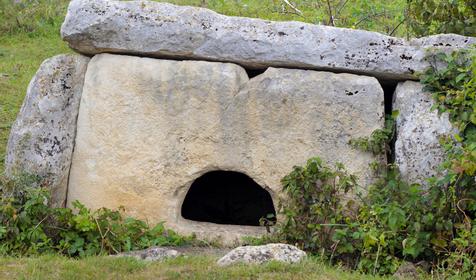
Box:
5, 0, 475, 243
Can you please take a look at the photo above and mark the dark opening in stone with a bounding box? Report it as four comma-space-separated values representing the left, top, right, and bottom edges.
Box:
381, 81, 398, 163
245, 67, 267, 78
181, 171, 276, 226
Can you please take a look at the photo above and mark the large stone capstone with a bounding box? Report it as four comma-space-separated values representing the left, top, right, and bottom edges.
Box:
5, 54, 90, 207
67, 53, 384, 242
61, 0, 475, 81
394, 81, 455, 186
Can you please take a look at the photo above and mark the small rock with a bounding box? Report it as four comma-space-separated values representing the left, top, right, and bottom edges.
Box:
113, 247, 181, 261
217, 243, 306, 266
393, 261, 419, 280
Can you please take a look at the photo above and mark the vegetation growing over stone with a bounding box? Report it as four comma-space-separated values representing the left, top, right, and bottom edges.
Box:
270, 49, 476, 278
407, 0, 475, 37
0, 173, 194, 256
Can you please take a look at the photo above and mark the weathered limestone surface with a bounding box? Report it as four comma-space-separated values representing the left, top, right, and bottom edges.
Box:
113, 247, 181, 261
61, 0, 475, 81
217, 243, 307, 266
394, 81, 454, 185
67, 54, 384, 242
5, 54, 89, 207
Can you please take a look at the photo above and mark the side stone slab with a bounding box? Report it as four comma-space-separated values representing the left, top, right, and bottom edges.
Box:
67, 53, 384, 243
60, 0, 475, 81
5, 54, 90, 207
394, 81, 454, 186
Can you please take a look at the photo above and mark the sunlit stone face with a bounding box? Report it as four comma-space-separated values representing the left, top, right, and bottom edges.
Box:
67, 53, 384, 244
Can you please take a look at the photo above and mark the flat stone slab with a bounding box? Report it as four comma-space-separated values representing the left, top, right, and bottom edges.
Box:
5, 54, 89, 206
67, 54, 383, 242
394, 81, 455, 186
217, 243, 306, 266
113, 247, 181, 261
61, 0, 475, 81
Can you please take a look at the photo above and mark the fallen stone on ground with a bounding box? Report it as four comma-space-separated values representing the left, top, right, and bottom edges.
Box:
393, 262, 419, 280
217, 243, 306, 266
113, 247, 181, 261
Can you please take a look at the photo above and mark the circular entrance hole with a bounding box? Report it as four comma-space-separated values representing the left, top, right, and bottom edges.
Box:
181, 171, 276, 226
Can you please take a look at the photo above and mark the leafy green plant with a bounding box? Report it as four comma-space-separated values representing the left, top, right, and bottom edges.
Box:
274, 48, 475, 277
273, 157, 433, 274
353, 165, 435, 274
0, 173, 194, 257
276, 157, 358, 254
407, 0, 475, 37
349, 111, 398, 156
419, 49, 476, 278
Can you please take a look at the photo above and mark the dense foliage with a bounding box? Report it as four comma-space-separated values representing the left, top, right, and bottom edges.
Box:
274, 49, 476, 278
0, 174, 193, 256
278, 158, 358, 254
407, 0, 476, 37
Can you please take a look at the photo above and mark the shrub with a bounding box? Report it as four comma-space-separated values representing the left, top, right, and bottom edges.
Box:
276, 157, 358, 255
273, 47, 476, 277
421, 48, 476, 278
407, 0, 476, 37
0, 173, 193, 257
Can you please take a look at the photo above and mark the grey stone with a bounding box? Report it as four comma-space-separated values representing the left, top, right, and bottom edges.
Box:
66, 54, 383, 243
393, 261, 419, 279
113, 247, 181, 261
217, 243, 306, 266
5, 54, 89, 207
394, 81, 455, 186
60, 0, 475, 81
410, 34, 476, 48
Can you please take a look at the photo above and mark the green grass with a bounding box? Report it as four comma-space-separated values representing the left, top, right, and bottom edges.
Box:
0, 255, 395, 280
0, 33, 71, 171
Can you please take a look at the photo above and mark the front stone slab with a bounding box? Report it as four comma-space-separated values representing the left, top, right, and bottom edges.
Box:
67, 54, 384, 243
6, 54, 90, 207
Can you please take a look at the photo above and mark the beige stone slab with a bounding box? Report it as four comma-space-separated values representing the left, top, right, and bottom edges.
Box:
67, 54, 384, 243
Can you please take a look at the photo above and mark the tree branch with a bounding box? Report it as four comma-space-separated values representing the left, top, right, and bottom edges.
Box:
282, 0, 303, 16
336, 0, 350, 18
326, 0, 335, 26
388, 18, 405, 36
